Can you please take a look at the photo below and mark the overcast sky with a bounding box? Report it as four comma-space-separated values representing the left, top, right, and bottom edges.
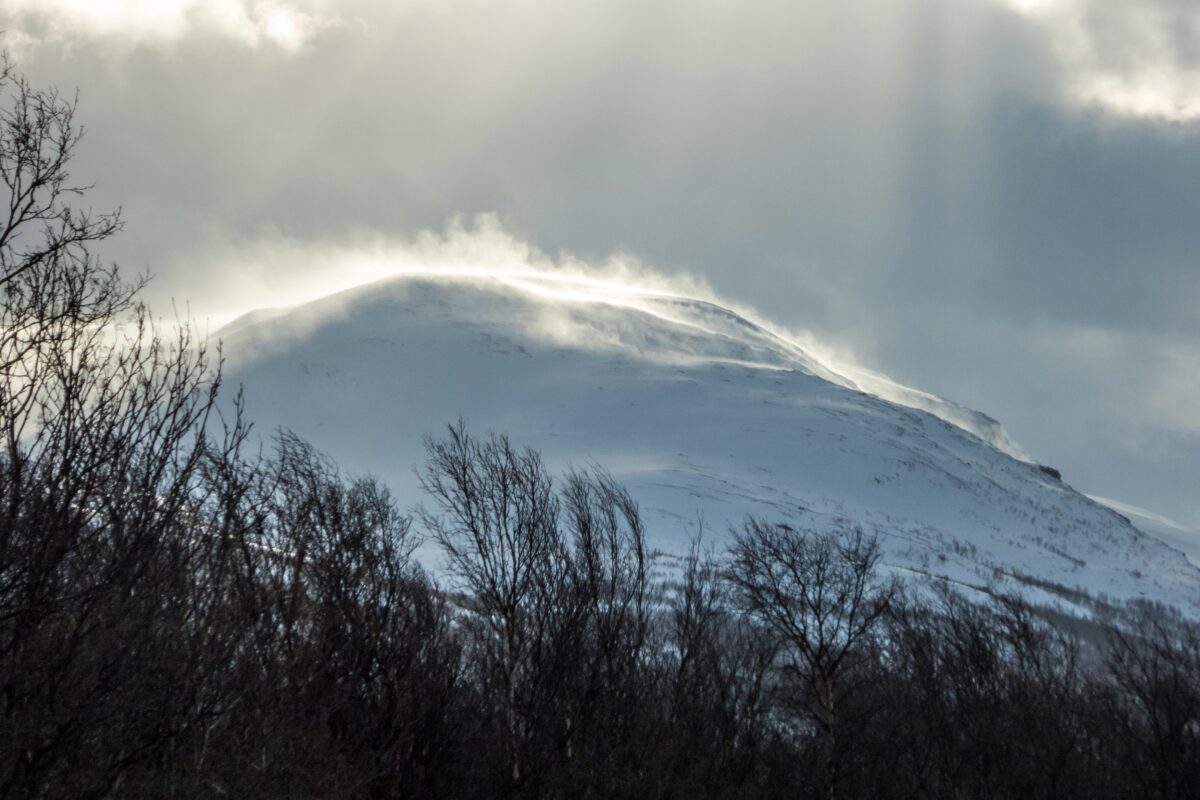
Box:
3, 0, 1198, 529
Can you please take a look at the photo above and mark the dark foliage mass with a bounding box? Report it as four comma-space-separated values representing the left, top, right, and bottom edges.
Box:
2, 58, 1199, 800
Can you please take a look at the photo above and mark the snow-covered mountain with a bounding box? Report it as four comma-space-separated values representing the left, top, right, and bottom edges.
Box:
218, 271, 1200, 615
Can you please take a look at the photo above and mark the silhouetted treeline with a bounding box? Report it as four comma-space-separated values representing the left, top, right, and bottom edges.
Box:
4, 418, 1200, 799
2, 53, 1199, 800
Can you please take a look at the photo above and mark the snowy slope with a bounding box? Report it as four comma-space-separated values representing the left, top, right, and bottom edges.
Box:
218, 272, 1200, 615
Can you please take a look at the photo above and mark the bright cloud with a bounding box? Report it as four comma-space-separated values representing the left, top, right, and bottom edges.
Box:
999, 0, 1200, 122
0, 0, 339, 52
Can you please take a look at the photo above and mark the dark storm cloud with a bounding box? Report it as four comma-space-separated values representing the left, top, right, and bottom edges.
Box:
3, 0, 1198, 527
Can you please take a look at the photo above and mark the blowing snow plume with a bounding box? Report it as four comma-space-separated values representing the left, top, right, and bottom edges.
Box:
210, 215, 1029, 460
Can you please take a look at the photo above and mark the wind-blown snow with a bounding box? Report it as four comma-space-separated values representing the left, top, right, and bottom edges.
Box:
219, 272, 1200, 615
1090, 495, 1200, 570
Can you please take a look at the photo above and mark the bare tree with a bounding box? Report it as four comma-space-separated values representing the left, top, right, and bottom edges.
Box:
659, 538, 777, 797
554, 467, 654, 792
0, 53, 247, 799
0, 54, 127, 374
417, 421, 569, 792
188, 432, 460, 799
725, 521, 896, 799
1103, 609, 1200, 800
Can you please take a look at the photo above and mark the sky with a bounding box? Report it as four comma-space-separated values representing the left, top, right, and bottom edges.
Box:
2, 0, 1198, 529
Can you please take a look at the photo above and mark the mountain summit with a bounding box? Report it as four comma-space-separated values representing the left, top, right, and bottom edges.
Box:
220, 271, 1200, 614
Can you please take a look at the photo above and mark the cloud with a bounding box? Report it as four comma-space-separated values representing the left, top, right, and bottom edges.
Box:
999, 0, 1200, 122
0, 0, 340, 53
1049, 323, 1200, 435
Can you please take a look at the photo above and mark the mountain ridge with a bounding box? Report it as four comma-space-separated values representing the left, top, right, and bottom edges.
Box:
218, 271, 1200, 615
